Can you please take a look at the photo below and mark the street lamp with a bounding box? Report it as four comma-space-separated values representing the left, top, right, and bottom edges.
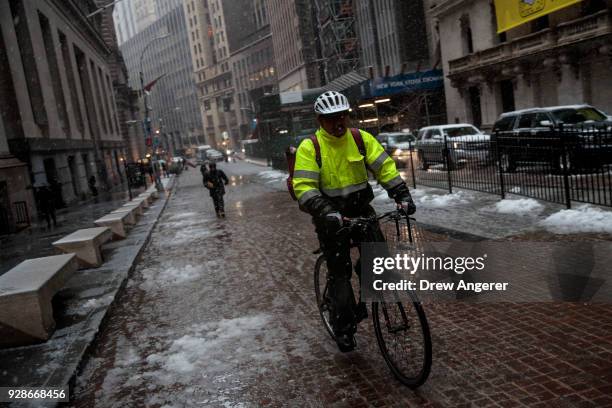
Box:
140, 34, 170, 191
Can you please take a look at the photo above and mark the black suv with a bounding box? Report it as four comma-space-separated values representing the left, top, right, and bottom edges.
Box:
491, 105, 612, 172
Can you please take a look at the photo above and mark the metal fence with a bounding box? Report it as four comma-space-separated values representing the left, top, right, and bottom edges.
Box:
402, 124, 612, 208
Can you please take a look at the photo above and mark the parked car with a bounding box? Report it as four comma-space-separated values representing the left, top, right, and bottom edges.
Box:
375, 132, 415, 168
205, 149, 224, 162
196, 145, 212, 164
415, 124, 490, 170
491, 104, 612, 172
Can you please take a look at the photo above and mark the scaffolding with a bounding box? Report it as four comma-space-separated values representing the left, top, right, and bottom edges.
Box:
314, 0, 359, 84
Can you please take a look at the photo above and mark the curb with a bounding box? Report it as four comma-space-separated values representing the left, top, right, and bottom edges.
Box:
0, 176, 178, 408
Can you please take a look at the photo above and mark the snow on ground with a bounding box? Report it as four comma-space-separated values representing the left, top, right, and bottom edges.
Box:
258, 170, 286, 180
166, 225, 225, 246
139, 263, 210, 291
540, 205, 612, 234
144, 314, 277, 386
167, 212, 199, 221
417, 191, 472, 208
371, 182, 428, 202
494, 198, 544, 216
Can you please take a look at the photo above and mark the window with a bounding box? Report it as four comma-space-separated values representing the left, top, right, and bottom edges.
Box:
531, 15, 549, 32
493, 116, 516, 132
518, 113, 538, 128
460, 14, 474, 55
552, 108, 606, 123
418, 129, 431, 140
500, 80, 515, 112
444, 126, 481, 137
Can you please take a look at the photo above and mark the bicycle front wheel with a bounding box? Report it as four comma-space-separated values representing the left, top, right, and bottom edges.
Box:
314, 255, 336, 341
372, 293, 432, 388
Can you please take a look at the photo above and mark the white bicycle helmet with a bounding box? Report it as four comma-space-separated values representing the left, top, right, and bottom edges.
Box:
314, 91, 350, 115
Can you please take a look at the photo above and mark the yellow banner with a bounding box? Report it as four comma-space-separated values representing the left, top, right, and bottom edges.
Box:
494, 0, 583, 33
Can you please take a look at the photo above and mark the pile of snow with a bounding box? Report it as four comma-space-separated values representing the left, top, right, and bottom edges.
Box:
540, 205, 612, 234
417, 191, 471, 208
494, 198, 544, 215
258, 170, 286, 180
168, 226, 224, 246
140, 264, 206, 291
145, 314, 275, 384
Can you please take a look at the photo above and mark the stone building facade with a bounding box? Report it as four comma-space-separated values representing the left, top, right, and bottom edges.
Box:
0, 0, 127, 231
430, 0, 612, 129
266, 0, 321, 92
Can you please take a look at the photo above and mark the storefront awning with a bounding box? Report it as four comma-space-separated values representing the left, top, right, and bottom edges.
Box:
323, 71, 369, 92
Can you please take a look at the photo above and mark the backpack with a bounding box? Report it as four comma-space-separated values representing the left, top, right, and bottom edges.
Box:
286, 128, 366, 201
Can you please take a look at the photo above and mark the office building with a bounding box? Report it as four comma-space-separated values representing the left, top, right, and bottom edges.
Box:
266, 0, 322, 92
118, 0, 204, 151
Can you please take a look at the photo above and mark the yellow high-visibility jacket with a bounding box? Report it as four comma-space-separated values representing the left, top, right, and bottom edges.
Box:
292, 127, 403, 213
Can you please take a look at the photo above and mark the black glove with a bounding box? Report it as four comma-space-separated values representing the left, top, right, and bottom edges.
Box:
388, 183, 416, 215
301, 194, 335, 219
324, 211, 343, 230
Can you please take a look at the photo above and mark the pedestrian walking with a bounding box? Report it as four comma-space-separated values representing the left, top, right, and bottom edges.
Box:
88, 175, 98, 196
36, 183, 57, 229
161, 161, 168, 178
203, 162, 229, 217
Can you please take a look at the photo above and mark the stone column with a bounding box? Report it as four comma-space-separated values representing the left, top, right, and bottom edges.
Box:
557, 54, 583, 105
0, 1, 40, 138
74, 153, 89, 198
481, 80, 503, 128
513, 74, 535, 110
50, 26, 79, 139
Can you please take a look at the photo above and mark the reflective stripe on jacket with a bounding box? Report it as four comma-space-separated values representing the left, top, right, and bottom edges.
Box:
292, 127, 402, 206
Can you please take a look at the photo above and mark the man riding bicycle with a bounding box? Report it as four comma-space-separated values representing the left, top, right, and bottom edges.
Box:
292, 91, 416, 352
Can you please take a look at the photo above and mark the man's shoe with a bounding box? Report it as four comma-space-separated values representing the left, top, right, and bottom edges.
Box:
336, 334, 356, 353
219, 211, 225, 217
354, 302, 368, 323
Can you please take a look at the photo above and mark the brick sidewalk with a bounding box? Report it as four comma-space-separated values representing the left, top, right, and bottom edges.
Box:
69, 166, 612, 407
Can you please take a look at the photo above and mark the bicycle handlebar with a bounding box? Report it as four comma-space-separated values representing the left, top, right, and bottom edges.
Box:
341, 208, 414, 229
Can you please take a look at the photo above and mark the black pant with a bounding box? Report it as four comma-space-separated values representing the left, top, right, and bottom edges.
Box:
42, 208, 57, 228
315, 205, 385, 336
211, 192, 224, 213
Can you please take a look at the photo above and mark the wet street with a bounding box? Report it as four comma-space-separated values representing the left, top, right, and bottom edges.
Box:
70, 162, 612, 407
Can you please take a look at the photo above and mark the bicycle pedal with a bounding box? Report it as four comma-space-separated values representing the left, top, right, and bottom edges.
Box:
336, 334, 356, 352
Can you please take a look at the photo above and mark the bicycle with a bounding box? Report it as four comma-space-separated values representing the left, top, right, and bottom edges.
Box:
314, 208, 432, 388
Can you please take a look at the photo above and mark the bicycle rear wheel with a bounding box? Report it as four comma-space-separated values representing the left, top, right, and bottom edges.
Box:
314, 255, 336, 341
372, 292, 432, 388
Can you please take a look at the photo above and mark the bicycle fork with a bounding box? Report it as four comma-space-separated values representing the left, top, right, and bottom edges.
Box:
381, 301, 412, 334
